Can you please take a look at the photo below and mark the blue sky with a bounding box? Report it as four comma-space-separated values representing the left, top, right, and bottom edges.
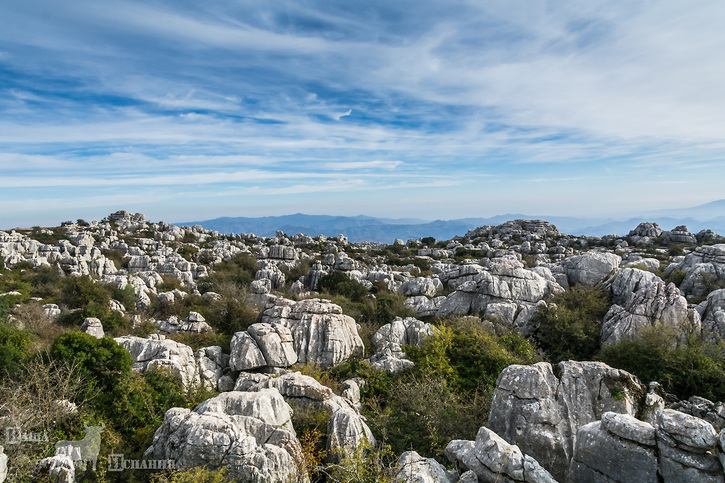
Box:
2, 0, 725, 228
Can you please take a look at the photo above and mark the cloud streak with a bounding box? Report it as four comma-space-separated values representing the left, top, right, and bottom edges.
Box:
1, 0, 724, 227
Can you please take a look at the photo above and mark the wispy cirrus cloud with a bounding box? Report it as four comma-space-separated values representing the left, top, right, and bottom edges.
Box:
1, 0, 725, 227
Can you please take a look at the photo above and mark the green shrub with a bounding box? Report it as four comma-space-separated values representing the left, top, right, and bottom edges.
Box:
318, 271, 368, 303
532, 286, 611, 363
50, 332, 132, 387
0, 322, 31, 375
407, 318, 540, 392
599, 327, 725, 401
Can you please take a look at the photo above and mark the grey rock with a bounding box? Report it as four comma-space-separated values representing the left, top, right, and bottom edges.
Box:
665, 244, 725, 298
395, 450, 456, 483
327, 407, 376, 462
229, 332, 267, 371
657, 409, 718, 450
488, 361, 644, 481
145, 389, 307, 482
601, 411, 655, 446
569, 420, 658, 483
672, 396, 725, 432
114, 334, 200, 389
701, 289, 725, 341
80, 317, 104, 339
445, 427, 556, 483
195, 346, 228, 392
601, 276, 691, 346
35, 454, 75, 483
562, 251, 621, 287
260, 298, 364, 368
0, 446, 6, 483
247, 323, 298, 367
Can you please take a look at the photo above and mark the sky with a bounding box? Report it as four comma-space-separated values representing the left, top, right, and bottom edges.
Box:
2, 0, 725, 228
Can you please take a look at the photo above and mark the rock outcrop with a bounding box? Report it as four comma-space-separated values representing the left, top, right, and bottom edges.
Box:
561, 251, 621, 287
601, 269, 693, 346
366, 317, 435, 373
259, 298, 364, 368
114, 334, 200, 389
145, 389, 307, 482
488, 361, 644, 481
445, 427, 556, 483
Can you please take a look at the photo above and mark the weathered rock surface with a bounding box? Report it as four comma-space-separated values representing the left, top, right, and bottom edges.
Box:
35, 454, 75, 483
145, 389, 307, 482
395, 450, 456, 483
665, 244, 725, 298
488, 361, 644, 481
366, 317, 435, 373
561, 251, 621, 287
700, 289, 725, 341
114, 334, 200, 389
445, 427, 556, 483
259, 298, 364, 368
80, 317, 104, 339
601, 271, 692, 346
436, 260, 563, 333
569, 416, 658, 482
195, 346, 228, 392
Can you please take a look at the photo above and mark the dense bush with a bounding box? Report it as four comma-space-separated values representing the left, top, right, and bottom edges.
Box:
318, 270, 368, 303
333, 317, 540, 458
532, 285, 611, 363
197, 253, 257, 292
50, 332, 132, 390
599, 327, 725, 402
0, 322, 31, 375
54, 276, 129, 333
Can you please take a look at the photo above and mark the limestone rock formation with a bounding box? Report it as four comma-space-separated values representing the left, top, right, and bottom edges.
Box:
561, 251, 621, 287
259, 298, 364, 368
80, 317, 104, 339
601, 272, 692, 346
488, 361, 644, 481
665, 244, 725, 298
114, 334, 200, 389
395, 450, 457, 483
144, 389, 307, 482
568, 413, 658, 482
366, 317, 435, 373
445, 427, 556, 483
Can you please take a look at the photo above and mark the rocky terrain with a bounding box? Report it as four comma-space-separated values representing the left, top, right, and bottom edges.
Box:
2, 211, 725, 482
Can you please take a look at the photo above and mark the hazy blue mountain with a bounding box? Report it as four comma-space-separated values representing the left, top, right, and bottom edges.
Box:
178, 200, 725, 243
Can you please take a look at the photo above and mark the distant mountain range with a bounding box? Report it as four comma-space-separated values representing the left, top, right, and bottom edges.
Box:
178, 200, 725, 243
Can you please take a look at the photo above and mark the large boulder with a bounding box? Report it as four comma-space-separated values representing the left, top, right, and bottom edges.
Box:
445, 427, 556, 483
114, 334, 200, 389
436, 261, 563, 333
366, 317, 435, 373
228, 323, 298, 371
400, 277, 443, 298
195, 346, 228, 392
144, 389, 307, 482
237, 372, 374, 461
80, 317, 104, 339
701, 289, 725, 341
488, 361, 645, 481
656, 409, 723, 482
601, 275, 693, 346
561, 251, 621, 287
665, 244, 725, 298
259, 298, 364, 368
569, 413, 658, 482
395, 450, 456, 483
